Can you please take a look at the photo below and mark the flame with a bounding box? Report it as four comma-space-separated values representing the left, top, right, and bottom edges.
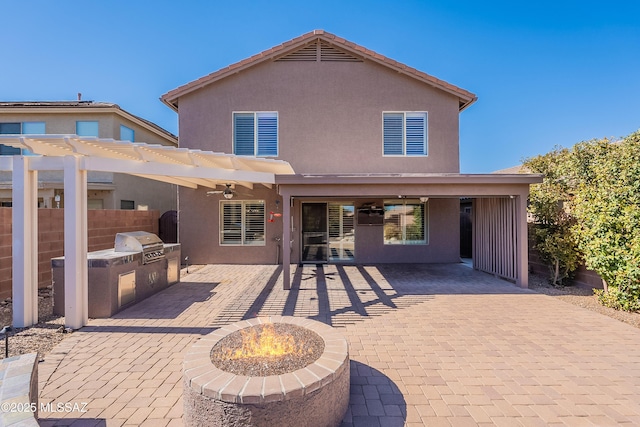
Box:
226, 323, 306, 359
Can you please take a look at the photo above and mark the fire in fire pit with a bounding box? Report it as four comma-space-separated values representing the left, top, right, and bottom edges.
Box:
183, 316, 350, 427
211, 322, 324, 377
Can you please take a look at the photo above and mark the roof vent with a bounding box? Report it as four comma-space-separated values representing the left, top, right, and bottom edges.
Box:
276, 40, 363, 62
318, 41, 362, 62
276, 42, 318, 62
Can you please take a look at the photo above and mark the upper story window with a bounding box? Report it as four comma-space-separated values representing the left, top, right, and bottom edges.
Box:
0, 122, 46, 155
120, 125, 135, 141
233, 112, 278, 156
22, 122, 46, 134
76, 121, 99, 137
383, 112, 427, 156
0, 122, 46, 135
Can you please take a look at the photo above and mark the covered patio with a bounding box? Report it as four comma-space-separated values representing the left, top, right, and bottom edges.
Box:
276, 173, 542, 290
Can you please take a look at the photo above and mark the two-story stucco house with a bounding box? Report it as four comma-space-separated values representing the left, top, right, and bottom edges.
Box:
0, 101, 178, 213
161, 30, 540, 289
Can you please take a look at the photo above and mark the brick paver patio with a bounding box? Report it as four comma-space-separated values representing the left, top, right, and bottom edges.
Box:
37, 263, 640, 426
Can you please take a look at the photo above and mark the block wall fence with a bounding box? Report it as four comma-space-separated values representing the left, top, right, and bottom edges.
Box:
0, 208, 159, 300
528, 224, 603, 289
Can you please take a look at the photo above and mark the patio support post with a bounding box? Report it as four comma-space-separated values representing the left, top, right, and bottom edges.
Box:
516, 193, 528, 288
282, 192, 291, 290
12, 156, 39, 328
64, 155, 89, 329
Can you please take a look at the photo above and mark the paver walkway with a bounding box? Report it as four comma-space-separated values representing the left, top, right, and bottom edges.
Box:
37, 263, 640, 426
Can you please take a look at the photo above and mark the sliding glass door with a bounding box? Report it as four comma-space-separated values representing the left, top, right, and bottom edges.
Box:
302, 202, 355, 263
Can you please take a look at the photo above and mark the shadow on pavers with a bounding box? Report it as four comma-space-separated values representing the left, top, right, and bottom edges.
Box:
341, 360, 406, 427
109, 281, 218, 320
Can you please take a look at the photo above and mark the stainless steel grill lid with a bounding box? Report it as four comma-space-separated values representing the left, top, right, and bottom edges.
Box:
114, 231, 165, 264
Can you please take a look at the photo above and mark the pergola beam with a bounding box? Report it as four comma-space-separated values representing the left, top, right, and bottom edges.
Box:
132, 173, 199, 189
0, 135, 294, 329
82, 156, 276, 184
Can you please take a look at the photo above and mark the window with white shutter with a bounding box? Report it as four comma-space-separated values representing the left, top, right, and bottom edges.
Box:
220, 200, 265, 245
233, 112, 278, 156
383, 112, 427, 156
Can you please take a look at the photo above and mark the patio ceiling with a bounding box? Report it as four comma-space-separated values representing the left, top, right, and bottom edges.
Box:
0, 135, 294, 189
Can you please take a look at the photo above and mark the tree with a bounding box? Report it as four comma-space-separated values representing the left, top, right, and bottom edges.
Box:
524, 147, 581, 285
569, 132, 640, 312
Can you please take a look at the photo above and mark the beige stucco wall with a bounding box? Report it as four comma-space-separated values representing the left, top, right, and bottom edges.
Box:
178, 186, 283, 265
175, 57, 467, 264
179, 184, 460, 265
177, 59, 461, 174
0, 111, 174, 145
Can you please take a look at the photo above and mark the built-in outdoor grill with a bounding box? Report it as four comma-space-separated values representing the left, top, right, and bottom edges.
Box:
52, 231, 181, 318
115, 231, 165, 264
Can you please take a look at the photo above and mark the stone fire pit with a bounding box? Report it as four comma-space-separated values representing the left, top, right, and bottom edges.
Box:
183, 316, 350, 427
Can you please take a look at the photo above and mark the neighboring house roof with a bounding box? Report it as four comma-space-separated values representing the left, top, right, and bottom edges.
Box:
493, 164, 531, 174
0, 101, 177, 145
161, 29, 477, 112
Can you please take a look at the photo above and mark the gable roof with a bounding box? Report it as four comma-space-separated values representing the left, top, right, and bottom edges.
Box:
161, 30, 477, 112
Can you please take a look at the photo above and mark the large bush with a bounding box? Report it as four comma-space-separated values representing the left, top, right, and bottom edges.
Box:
526, 131, 640, 312
524, 148, 581, 286
569, 132, 640, 311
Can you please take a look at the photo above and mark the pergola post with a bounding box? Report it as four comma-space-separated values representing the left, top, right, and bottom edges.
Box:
12, 156, 39, 328
282, 192, 291, 290
64, 155, 88, 329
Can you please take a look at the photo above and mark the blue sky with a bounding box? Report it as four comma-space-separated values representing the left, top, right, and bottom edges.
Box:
2, 0, 638, 172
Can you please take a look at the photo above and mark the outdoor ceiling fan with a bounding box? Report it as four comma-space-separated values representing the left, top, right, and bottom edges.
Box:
206, 184, 235, 199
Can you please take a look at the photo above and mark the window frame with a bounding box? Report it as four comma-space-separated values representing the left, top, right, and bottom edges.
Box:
76, 121, 99, 137
120, 125, 135, 142
382, 111, 428, 157
120, 200, 135, 210
22, 122, 46, 134
232, 111, 279, 157
0, 122, 45, 155
219, 200, 266, 246
383, 199, 429, 245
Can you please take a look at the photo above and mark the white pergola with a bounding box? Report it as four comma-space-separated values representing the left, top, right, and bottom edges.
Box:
0, 135, 294, 329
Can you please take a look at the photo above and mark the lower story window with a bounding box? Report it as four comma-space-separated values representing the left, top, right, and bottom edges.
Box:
220, 200, 265, 245
383, 199, 428, 245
